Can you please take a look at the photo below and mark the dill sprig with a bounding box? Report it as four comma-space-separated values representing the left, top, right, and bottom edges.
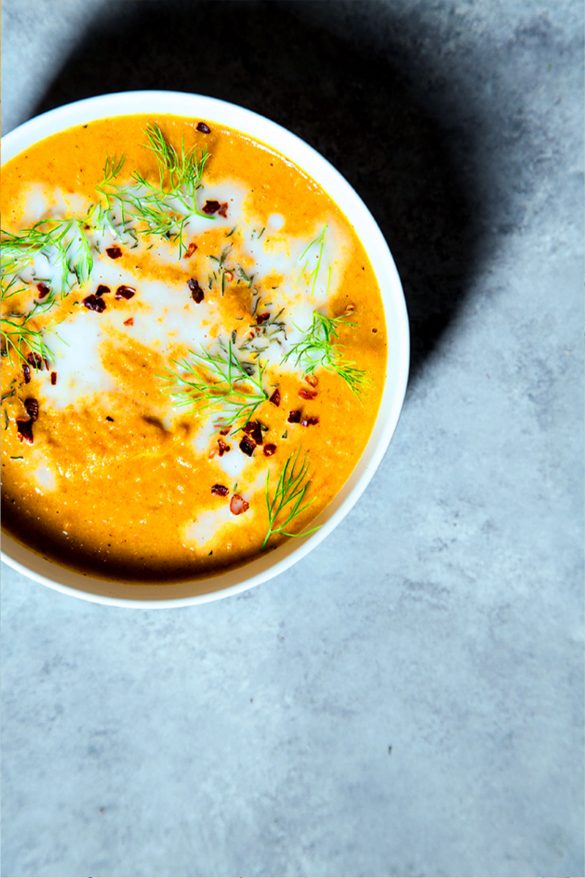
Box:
0, 277, 55, 364
282, 310, 365, 393
99, 123, 213, 256
0, 218, 94, 294
163, 338, 269, 429
262, 448, 320, 549
299, 225, 329, 297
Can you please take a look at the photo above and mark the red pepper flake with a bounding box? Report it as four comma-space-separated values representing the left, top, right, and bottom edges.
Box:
16, 419, 34, 443
106, 246, 122, 259
36, 282, 50, 298
300, 415, 320, 427
24, 397, 39, 421
50, 371, 57, 385
115, 285, 136, 300
202, 200, 223, 215
106, 416, 115, 422
263, 443, 277, 457
22, 364, 31, 384
96, 284, 110, 296
305, 373, 319, 387
298, 387, 318, 400
243, 420, 264, 444
187, 278, 204, 303
239, 435, 256, 456
256, 312, 271, 325
82, 293, 106, 312
219, 427, 230, 435
196, 121, 211, 134
184, 241, 198, 258
211, 483, 229, 496
288, 409, 301, 423
123, 317, 134, 326
217, 437, 231, 456
230, 493, 249, 515
27, 352, 44, 370
218, 202, 229, 217
269, 388, 281, 407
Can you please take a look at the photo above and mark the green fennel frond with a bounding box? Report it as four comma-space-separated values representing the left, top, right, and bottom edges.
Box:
262, 448, 320, 549
282, 310, 365, 393
162, 338, 269, 429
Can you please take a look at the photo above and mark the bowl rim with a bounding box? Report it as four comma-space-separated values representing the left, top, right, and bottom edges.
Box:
0, 90, 409, 608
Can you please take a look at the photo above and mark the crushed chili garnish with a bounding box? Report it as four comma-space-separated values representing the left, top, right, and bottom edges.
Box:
187, 278, 204, 303
36, 282, 50, 298
219, 427, 230, 436
123, 317, 134, 326
256, 312, 271, 325
82, 293, 106, 312
115, 285, 136, 300
230, 494, 249, 515
263, 443, 277, 457
298, 387, 318, 400
243, 420, 264, 444
16, 419, 34, 443
96, 284, 111, 296
211, 483, 229, 496
217, 437, 231, 456
184, 241, 198, 258
106, 416, 114, 422
50, 371, 57, 385
24, 398, 39, 421
305, 373, 319, 387
202, 200, 227, 216
288, 409, 301, 423
106, 246, 122, 259
269, 388, 281, 407
22, 364, 31, 384
300, 415, 320, 427
197, 121, 211, 134
239, 435, 256, 456
27, 352, 43, 370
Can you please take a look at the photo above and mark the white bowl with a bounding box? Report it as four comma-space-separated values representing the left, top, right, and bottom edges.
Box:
0, 90, 409, 607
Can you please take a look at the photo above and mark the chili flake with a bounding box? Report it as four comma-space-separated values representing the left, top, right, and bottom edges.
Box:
211, 484, 229, 496
50, 372, 57, 385
263, 443, 277, 457
115, 285, 136, 300
106, 246, 122, 259
187, 278, 204, 303
230, 494, 249, 515
197, 121, 211, 134
82, 293, 106, 312
298, 387, 318, 400
269, 388, 281, 407
36, 282, 50, 298
239, 435, 256, 456
288, 410, 301, 423
24, 398, 39, 421
16, 419, 34, 443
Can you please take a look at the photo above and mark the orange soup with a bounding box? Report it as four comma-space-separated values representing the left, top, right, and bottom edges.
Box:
1, 115, 386, 579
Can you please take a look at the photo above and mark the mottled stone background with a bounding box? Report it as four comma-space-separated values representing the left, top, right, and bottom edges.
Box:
1, 1, 583, 875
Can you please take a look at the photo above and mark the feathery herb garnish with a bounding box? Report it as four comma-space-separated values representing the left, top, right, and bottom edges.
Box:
299, 225, 328, 297
282, 310, 365, 393
1, 279, 55, 364
262, 448, 320, 549
1, 218, 94, 296
163, 338, 269, 429
98, 123, 213, 256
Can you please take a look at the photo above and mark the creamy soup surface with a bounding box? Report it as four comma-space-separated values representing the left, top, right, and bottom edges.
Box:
1, 115, 387, 580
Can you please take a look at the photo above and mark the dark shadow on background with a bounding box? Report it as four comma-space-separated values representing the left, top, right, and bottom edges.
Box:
30, 0, 483, 382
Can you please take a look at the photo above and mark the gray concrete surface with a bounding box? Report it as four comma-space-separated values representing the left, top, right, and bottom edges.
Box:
1, 0, 583, 875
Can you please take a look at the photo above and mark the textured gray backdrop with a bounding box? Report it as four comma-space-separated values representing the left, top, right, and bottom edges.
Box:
1, 1, 583, 876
